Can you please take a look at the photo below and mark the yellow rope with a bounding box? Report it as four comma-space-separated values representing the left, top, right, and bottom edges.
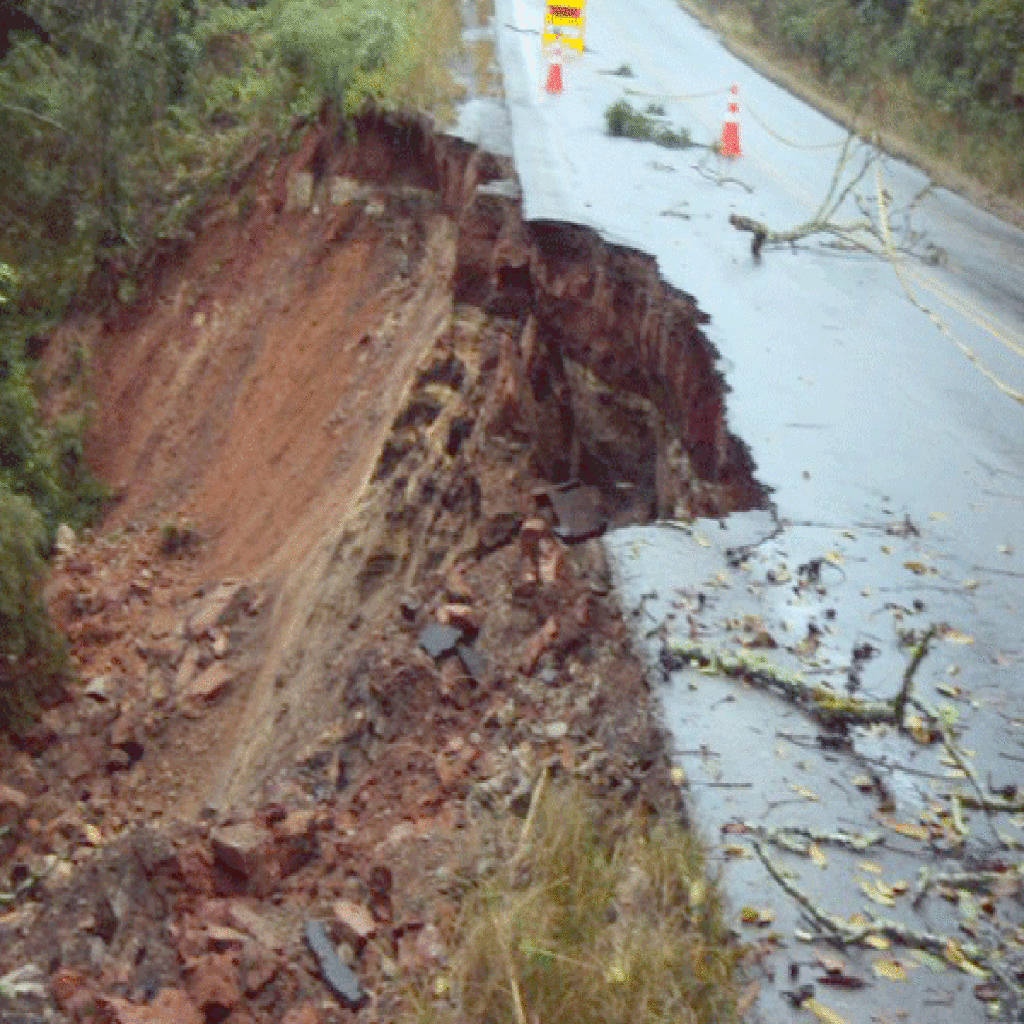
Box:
623, 85, 728, 102
873, 162, 1024, 407
744, 100, 848, 151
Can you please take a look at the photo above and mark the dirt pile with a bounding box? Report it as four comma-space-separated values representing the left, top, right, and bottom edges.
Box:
1, 109, 763, 1022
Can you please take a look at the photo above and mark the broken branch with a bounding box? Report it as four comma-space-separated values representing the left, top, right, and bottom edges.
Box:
752, 841, 980, 963
666, 638, 922, 730
736, 823, 883, 855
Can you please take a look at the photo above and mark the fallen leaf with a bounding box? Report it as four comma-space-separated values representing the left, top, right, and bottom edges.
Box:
863, 934, 890, 950
817, 953, 846, 974
903, 560, 931, 575
792, 784, 819, 801
911, 949, 947, 972
740, 905, 774, 926
722, 844, 752, 859
905, 714, 935, 744
694, 534, 711, 547
851, 775, 874, 792
824, 550, 845, 567
958, 891, 980, 922
721, 822, 751, 835
808, 842, 827, 869
872, 958, 908, 981
944, 629, 974, 644
742, 629, 777, 649
858, 878, 896, 906
804, 997, 848, 1024
857, 860, 883, 874
944, 939, 988, 977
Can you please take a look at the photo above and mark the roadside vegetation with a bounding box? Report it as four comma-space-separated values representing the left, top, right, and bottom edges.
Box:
0, 0, 462, 730
410, 777, 740, 1024
677, 0, 1024, 214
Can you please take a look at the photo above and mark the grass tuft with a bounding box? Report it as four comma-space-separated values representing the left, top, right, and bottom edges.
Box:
412, 779, 739, 1024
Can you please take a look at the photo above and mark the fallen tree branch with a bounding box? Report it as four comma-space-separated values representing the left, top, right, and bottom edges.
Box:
752, 841, 985, 965
727, 132, 940, 263
692, 162, 754, 192
665, 637, 929, 731
893, 627, 936, 725
754, 841, 945, 951
731, 823, 883, 855
907, 692, 1020, 832
913, 864, 1023, 908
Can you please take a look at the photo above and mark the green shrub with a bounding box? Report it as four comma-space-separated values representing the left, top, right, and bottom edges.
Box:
0, 482, 69, 732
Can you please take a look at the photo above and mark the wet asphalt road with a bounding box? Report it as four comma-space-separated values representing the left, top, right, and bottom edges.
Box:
469, 0, 1024, 1020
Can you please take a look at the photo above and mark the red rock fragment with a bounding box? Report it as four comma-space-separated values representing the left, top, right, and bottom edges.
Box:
186, 583, 247, 640
210, 822, 274, 895
281, 1002, 325, 1024
436, 602, 479, 637
444, 561, 475, 603
522, 616, 559, 675
537, 535, 566, 585
104, 988, 203, 1024
187, 663, 234, 701
51, 969, 99, 1021
271, 808, 318, 878
184, 952, 242, 1017
226, 901, 286, 951
333, 899, 377, 948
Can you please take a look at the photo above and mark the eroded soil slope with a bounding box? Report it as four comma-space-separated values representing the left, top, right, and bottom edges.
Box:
0, 111, 764, 1023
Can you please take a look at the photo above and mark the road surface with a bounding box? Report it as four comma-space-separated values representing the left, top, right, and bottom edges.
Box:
480, 0, 1024, 1020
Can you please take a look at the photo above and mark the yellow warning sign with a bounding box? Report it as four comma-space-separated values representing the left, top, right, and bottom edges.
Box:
543, 0, 586, 53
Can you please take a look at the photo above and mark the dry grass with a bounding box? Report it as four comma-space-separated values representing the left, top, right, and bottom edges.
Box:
675, 0, 1024, 229
410, 779, 740, 1024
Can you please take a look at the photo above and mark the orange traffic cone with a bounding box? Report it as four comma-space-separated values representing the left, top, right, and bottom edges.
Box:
720, 84, 741, 157
545, 37, 564, 96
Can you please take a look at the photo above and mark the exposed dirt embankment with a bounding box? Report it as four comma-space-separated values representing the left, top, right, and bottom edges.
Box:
1, 110, 760, 1024
200, 111, 766, 806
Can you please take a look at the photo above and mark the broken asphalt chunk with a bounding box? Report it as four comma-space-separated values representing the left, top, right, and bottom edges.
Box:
305, 919, 365, 1009
418, 622, 463, 659
545, 484, 607, 541
457, 642, 486, 683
